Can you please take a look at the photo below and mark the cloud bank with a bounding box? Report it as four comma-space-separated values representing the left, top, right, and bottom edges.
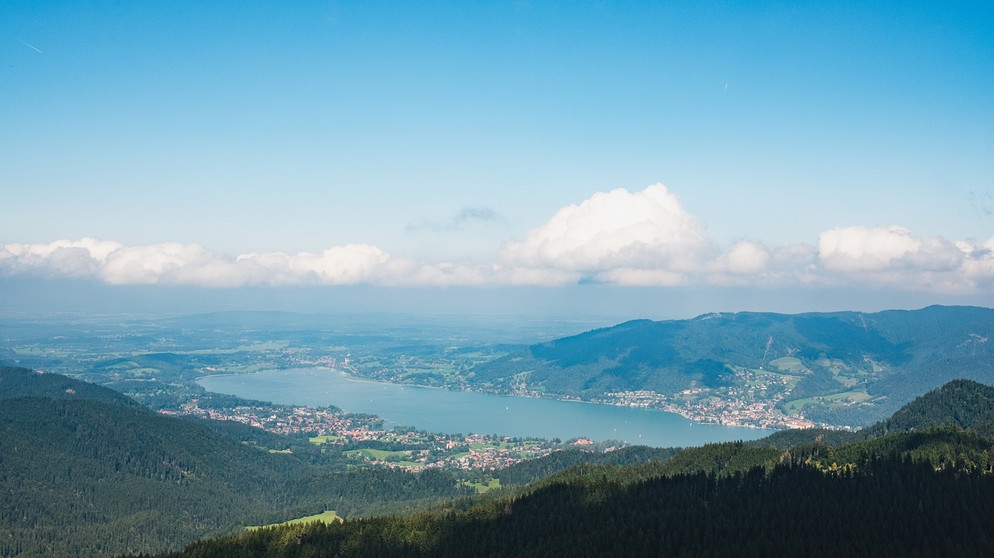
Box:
4, 184, 994, 293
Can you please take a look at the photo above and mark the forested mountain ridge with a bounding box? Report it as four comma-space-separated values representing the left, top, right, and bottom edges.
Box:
154, 379, 994, 558
487, 378, 994, 487
471, 305, 994, 426
0, 365, 139, 407
863, 378, 994, 437
0, 367, 475, 557
753, 378, 994, 449
162, 461, 994, 557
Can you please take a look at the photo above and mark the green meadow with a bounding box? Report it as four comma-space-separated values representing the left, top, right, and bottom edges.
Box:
248, 510, 341, 530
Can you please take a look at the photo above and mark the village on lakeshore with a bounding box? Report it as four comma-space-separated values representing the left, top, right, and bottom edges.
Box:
167, 401, 603, 472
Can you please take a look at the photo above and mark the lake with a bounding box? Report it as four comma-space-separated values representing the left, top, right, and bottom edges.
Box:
197, 368, 770, 447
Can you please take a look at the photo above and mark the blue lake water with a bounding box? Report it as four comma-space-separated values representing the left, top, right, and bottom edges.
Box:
197, 367, 770, 448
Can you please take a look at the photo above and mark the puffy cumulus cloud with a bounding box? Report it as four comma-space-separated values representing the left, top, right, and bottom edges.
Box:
809, 225, 994, 292
958, 237, 994, 289
0, 239, 407, 287
492, 184, 808, 287
238, 245, 391, 286
496, 184, 711, 284
818, 226, 963, 274
7, 187, 994, 295
100, 243, 228, 285
491, 185, 994, 291
0, 238, 124, 277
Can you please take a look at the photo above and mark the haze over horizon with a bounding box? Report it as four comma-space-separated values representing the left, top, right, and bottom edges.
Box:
3, 1, 993, 317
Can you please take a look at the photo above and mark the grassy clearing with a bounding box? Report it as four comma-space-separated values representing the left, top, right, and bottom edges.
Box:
344, 448, 421, 467
464, 478, 501, 493
741, 368, 802, 394
823, 389, 871, 403
248, 510, 341, 530
349, 448, 403, 460
783, 389, 871, 413
768, 357, 810, 374
832, 372, 860, 388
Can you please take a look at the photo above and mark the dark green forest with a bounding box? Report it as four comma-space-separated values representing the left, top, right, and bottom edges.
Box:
0, 367, 475, 557
160, 456, 994, 558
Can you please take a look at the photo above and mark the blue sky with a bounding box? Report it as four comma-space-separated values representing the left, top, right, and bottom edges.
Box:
2, 1, 993, 317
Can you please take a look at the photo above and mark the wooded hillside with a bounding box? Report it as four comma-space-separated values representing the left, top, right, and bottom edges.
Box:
154, 378, 994, 558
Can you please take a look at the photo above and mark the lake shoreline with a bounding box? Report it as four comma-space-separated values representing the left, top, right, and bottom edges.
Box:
197, 367, 771, 447
202, 366, 774, 431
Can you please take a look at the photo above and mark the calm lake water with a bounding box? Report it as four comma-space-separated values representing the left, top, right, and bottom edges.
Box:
197, 368, 770, 448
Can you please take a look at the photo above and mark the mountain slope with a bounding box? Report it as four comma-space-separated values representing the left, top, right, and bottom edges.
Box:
0, 395, 316, 557
167, 460, 994, 558
157, 431, 994, 557
151, 379, 994, 558
0, 367, 473, 557
0, 365, 139, 407
471, 306, 994, 426
863, 378, 994, 437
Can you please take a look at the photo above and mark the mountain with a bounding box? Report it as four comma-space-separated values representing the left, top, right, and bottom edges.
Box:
499, 379, 994, 480
9, 357, 994, 557
153, 379, 994, 558
863, 378, 994, 438
0, 367, 473, 558
0, 365, 139, 407
0, 394, 309, 556
471, 305, 994, 426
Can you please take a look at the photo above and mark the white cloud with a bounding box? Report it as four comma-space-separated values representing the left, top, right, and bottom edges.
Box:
0, 239, 490, 288
810, 225, 994, 292
958, 237, 994, 289
493, 184, 802, 287
0, 238, 123, 277
493, 188, 994, 291
709, 241, 771, 275
496, 183, 710, 282
0, 240, 394, 287
3, 186, 994, 295
817, 225, 962, 273
100, 243, 223, 285
287, 245, 390, 285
